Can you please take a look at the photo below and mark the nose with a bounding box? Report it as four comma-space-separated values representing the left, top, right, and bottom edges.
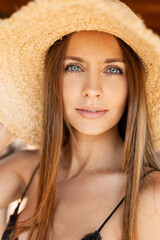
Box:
82, 74, 103, 98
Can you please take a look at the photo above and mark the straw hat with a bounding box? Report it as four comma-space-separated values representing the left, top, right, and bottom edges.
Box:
0, 0, 160, 150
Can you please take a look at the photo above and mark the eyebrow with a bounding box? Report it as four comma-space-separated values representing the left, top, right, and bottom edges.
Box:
64, 56, 125, 64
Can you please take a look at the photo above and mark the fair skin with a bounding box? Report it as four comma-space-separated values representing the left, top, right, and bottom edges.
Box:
61, 30, 128, 179
0, 31, 160, 240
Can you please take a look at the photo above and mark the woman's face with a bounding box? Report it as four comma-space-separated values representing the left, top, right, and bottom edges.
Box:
62, 30, 128, 136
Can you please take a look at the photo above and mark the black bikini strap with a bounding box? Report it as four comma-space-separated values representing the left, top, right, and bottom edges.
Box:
14, 163, 40, 214
140, 169, 160, 180
97, 169, 160, 234
20, 163, 40, 202
97, 196, 125, 233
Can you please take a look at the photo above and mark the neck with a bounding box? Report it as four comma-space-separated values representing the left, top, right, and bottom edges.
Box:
60, 125, 124, 180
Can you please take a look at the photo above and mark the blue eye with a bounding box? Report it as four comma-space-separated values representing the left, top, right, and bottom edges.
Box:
64, 64, 82, 72
64, 64, 124, 75
107, 66, 123, 75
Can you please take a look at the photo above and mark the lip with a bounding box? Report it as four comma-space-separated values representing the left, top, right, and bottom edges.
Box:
76, 106, 107, 111
76, 106, 108, 119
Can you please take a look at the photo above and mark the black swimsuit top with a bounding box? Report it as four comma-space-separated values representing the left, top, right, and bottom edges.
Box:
2, 167, 160, 240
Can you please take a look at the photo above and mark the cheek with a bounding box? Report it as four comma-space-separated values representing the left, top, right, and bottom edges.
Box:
106, 78, 128, 114
62, 78, 81, 108
111, 80, 128, 112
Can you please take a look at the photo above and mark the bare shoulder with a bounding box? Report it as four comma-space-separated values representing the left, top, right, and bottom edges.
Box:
0, 148, 40, 184
136, 169, 160, 239
15, 148, 40, 183
18, 148, 39, 172
0, 149, 40, 208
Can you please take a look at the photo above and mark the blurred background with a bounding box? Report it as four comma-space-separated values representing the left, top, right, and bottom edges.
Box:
0, 0, 159, 238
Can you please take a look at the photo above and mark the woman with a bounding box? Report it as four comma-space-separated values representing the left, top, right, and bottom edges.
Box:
0, 0, 160, 240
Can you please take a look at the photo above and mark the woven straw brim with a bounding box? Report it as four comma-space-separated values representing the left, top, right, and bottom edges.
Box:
0, 0, 160, 150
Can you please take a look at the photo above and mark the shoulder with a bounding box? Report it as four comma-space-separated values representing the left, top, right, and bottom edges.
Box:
0, 148, 40, 185
0, 149, 40, 207
136, 169, 160, 239
14, 148, 40, 184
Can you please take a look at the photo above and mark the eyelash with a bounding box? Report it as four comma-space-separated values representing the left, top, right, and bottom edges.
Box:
64, 63, 124, 75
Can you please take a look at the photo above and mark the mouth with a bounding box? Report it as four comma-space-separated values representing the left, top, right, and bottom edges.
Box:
75, 107, 108, 119
76, 106, 107, 112
76, 109, 105, 112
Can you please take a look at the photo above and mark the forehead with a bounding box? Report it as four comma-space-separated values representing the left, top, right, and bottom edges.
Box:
65, 30, 123, 59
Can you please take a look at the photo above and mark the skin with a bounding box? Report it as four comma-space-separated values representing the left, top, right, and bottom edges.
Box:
61, 30, 128, 179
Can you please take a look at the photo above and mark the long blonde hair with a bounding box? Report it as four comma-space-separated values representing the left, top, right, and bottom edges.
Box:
11, 32, 160, 240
